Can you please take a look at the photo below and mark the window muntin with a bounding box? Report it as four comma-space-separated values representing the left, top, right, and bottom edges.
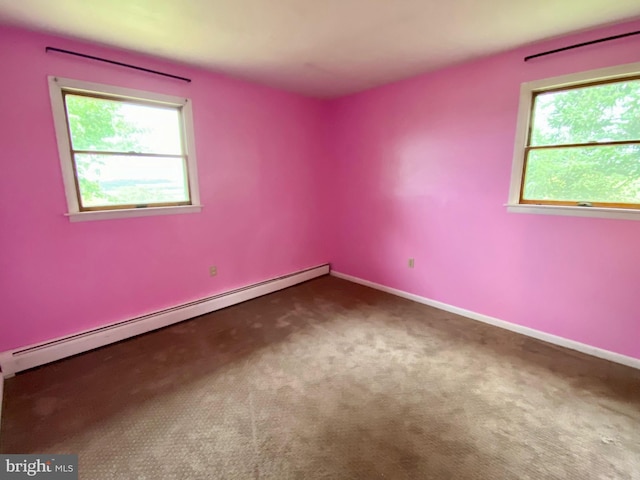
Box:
61, 91, 191, 211
520, 76, 640, 209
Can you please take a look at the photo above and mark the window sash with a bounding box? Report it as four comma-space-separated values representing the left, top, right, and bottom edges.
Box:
520, 77, 640, 209
62, 90, 186, 156
61, 91, 193, 211
527, 76, 640, 148
520, 142, 640, 209
70, 152, 192, 212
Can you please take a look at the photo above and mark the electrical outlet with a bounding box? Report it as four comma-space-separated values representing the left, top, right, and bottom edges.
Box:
408, 258, 415, 269
209, 266, 217, 277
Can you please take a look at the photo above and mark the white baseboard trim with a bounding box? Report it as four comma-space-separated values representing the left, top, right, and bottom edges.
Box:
331, 270, 640, 370
0, 264, 330, 378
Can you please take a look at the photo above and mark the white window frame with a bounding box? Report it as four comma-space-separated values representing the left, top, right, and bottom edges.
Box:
48, 76, 202, 222
506, 61, 640, 221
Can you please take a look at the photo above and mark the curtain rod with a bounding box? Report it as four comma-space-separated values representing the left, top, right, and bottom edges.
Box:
524, 30, 640, 62
45, 47, 191, 83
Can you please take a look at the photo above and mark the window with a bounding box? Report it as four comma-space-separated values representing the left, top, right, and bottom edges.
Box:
49, 77, 201, 221
508, 62, 640, 220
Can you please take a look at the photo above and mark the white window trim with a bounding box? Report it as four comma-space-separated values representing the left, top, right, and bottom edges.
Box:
507, 61, 640, 221
48, 76, 202, 222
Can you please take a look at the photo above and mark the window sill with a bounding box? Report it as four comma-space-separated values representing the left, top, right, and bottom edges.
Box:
506, 204, 640, 221
66, 205, 203, 222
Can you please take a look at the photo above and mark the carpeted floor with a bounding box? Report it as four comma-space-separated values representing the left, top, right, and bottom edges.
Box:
1, 276, 639, 479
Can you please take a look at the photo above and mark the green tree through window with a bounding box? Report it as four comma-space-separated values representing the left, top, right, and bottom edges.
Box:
65, 95, 144, 205
63, 93, 189, 209
523, 77, 640, 206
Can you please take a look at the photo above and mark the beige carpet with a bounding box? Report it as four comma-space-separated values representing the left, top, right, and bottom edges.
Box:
1, 276, 639, 479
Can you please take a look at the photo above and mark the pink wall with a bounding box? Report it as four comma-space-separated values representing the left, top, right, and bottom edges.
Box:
0, 26, 330, 352
328, 19, 640, 360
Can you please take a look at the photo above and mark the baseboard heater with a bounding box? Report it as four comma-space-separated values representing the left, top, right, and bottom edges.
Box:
0, 264, 330, 378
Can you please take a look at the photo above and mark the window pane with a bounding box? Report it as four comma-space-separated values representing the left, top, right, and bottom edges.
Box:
530, 78, 640, 146
65, 94, 183, 155
523, 144, 640, 204
75, 154, 189, 208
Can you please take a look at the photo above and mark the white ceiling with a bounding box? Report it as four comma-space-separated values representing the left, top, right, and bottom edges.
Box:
0, 0, 639, 97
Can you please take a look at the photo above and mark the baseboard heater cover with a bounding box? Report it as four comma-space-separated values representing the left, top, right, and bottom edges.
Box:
0, 264, 329, 377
